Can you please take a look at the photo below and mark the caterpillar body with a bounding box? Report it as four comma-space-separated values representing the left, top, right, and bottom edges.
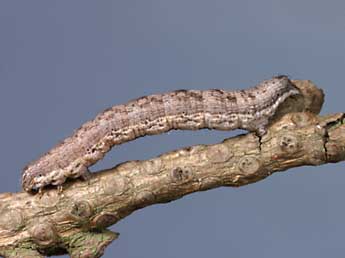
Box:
22, 76, 300, 192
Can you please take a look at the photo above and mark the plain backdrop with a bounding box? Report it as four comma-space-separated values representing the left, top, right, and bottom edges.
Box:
1, 1, 345, 257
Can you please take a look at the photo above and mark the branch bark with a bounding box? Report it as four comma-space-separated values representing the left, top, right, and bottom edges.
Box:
1, 80, 340, 258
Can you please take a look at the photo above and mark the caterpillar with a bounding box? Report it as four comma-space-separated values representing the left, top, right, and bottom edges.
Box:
22, 75, 300, 193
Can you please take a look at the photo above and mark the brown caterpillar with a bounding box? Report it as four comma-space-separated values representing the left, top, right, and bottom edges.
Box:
22, 76, 300, 192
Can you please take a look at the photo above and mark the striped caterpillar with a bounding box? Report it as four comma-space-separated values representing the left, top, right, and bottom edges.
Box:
22, 76, 300, 193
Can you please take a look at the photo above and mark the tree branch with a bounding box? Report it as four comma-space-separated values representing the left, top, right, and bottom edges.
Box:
1, 80, 338, 258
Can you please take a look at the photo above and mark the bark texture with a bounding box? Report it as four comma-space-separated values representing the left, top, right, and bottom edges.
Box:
1, 80, 342, 258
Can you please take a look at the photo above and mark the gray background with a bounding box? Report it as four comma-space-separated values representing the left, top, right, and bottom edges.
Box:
1, 1, 345, 257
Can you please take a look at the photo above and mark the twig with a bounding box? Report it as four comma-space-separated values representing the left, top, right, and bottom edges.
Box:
1, 80, 338, 258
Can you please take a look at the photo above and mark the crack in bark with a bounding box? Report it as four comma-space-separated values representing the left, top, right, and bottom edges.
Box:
322, 113, 345, 162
